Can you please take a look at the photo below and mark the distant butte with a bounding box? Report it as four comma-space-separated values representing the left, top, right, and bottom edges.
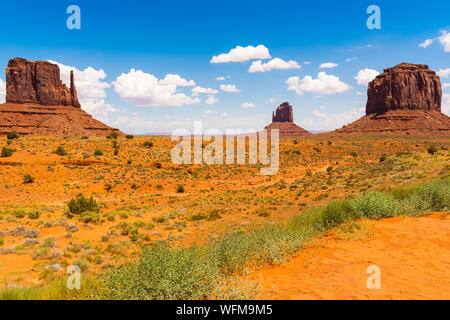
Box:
0, 58, 121, 137
265, 102, 311, 137
335, 63, 450, 136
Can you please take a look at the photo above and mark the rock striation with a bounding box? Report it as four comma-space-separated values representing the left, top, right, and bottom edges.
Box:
0, 58, 120, 137
265, 102, 311, 137
335, 63, 449, 136
366, 63, 442, 114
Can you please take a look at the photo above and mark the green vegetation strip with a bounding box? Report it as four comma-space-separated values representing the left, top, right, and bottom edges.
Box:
1, 175, 449, 300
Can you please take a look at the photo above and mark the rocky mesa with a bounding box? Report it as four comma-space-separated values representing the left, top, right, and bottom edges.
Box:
336, 63, 449, 136
0, 58, 121, 137
265, 102, 311, 137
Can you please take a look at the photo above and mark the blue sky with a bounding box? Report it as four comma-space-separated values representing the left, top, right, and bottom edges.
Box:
0, 0, 449, 134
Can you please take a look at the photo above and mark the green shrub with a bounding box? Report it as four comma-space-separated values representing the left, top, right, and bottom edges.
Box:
176, 184, 185, 193
94, 149, 103, 156
81, 136, 89, 140
6, 132, 19, 140
353, 192, 399, 219
53, 146, 67, 156
427, 145, 438, 155
143, 141, 154, 148
1, 147, 15, 158
0, 236, 4, 246
68, 194, 99, 216
23, 174, 35, 184
107, 132, 119, 140
28, 210, 40, 220
100, 242, 219, 300
79, 211, 102, 224
125, 135, 134, 139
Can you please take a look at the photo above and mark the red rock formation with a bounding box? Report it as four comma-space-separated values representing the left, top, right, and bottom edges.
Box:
265, 102, 311, 137
6, 58, 80, 107
0, 58, 121, 137
335, 63, 449, 136
272, 102, 294, 122
366, 63, 442, 114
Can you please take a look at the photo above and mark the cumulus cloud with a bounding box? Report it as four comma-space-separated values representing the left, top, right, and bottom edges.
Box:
48, 60, 120, 119
346, 57, 357, 62
354, 68, 380, 85
319, 62, 338, 69
242, 102, 256, 108
0, 78, 5, 103
439, 31, 450, 52
205, 95, 219, 105
110, 113, 269, 134
419, 39, 434, 48
113, 69, 200, 107
286, 72, 351, 95
299, 108, 365, 131
443, 93, 450, 115
216, 76, 226, 81
437, 68, 450, 78
192, 86, 218, 96
248, 58, 301, 73
220, 84, 240, 93
210, 45, 271, 63
303, 61, 311, 65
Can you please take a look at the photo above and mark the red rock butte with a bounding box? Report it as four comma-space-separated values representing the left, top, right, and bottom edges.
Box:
265, 102, 311, 137
0, 58, 121, 137
336, 63, 450, 136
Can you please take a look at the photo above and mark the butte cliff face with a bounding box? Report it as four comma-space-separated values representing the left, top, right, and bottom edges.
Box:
6, 58, 81, 108
0, 58, 120, 137
336, 63, 449, 136
366, 63, 442, 114
265, 102, 311, 137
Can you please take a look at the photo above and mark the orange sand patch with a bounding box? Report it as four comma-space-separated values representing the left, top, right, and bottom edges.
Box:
248, 212, 450, 300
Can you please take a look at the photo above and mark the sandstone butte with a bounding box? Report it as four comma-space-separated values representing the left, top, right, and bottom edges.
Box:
335, 63, 450, 136
0, 58, 121, 137
265, 102, 311, 137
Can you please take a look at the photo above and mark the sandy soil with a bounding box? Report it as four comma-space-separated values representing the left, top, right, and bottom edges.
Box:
249, 212, 450, 300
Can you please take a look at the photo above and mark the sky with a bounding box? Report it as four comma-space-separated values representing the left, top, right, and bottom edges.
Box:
0, 0, 449, 134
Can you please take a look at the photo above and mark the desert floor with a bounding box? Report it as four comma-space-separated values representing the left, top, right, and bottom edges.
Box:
0, 134, 448, 298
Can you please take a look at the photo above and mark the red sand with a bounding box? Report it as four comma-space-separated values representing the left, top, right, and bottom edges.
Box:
248, 212, 450, 300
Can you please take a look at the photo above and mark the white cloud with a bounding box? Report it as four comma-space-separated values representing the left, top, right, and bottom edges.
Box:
313, 110, 327, 118
443, 93, 450, 115
437, 68, 450, 78
192, 86, 218, 96
346, 57, 357, 62
439, 31, 450, 52
354, 68, 380, 85
203, 109, 217, 117
220, 84, 240, 93
286, 72, 351, 95
303, 61, 311, 65
248, 58, 301, 73
0, 78, 5, 103
216, 76, 226, 81
159, 74, 195, 87
299, 108, 365, 131
205, 95, 219, 105
110, 113, 269, 134
210, 45, 271, 63
113, 69, 200, 107
267, 98, 276, 104
242, 102, 256, 108
443, 83, 450, 88
356, 91, 364, 95
419, 39, 434, 48
319, 62, 338, 69
48, 60, 121, 120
